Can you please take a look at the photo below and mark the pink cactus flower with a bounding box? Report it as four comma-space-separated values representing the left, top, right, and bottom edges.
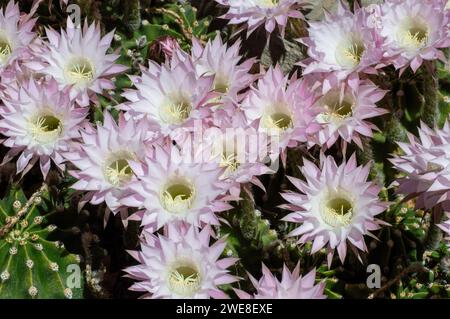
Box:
121, 144, 232, 230
121, 47, 215, 138
380, 0, 450, 73
191, 34, 256, 127
281, 154, 389, 265
0, 1, 37, 69
241, 65, 321, 158
390, 122, 450, 211
30, 18, 127, 107
0, 78, 87, 178
196, 125, 274, 197
309, 73, 388, 149
235, 263, 326, 299
300, 1, 384, 79
124, 223, 239, 299
64, 111, 154, 213
215, 0, 304, 36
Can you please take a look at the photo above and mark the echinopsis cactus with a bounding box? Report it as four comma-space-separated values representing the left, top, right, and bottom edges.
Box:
0, 0, 447, 302
0, 186, 83, 299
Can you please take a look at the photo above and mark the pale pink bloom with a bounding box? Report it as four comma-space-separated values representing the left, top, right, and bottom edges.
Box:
281, 155, 389, 265
241, 65, 321, 159
380, 0, 450, 73
235, 263, 326, 299
196, 126, 274, 197
121, 48, 215, 138
30, 18, 127, 107
300, 2, 384, 78
215, 0, 303, 36
124, 223, 239, 299
390, 122, 450, 211
121, 144, 232, 230
64, 111, 154, 213
310, 73, 388, 149
191, 34, 256, 127
0, 1, 37, 69
0, 78, 87, 178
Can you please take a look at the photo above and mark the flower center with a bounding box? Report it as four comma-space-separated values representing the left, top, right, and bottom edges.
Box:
0, 33, 12, 65
398, 18, 429, 51
214, 80, 229, 94
254, 0, 279, 8
167, 260, 201, 297
317, 92, 354, 123
220, 151, 240, 173
160, 96, 192, 125
262, 110, 293, 132
29, 114, 63, 144
66, 57, 95, 86
161, 179, 196, 214
321, 196, 354, 228
335, 37, 365, 69
104, 152, 135, 186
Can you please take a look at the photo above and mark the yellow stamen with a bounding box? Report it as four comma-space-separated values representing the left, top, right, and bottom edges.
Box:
321, 196, 354, 228
29, 114, 63, 144
167, 261, 201, 297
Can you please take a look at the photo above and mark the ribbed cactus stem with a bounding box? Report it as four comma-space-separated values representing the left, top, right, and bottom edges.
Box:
0, 188, 83, 299
356, 138, 386, 187
0, 184, 47, 238
124, 0, 141, 31
421, 61, 439, 128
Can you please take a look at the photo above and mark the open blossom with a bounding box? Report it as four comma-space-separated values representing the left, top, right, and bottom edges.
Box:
125, 223, 239, 299
380, 0, 450, 73
121, 144, 232, 230
310, 73, 388, 149
64, 111, 154, 213
215, 0, 303, 36
0, 1, 37, 69
281, 155, 388, 264
0, 78, 87, 178
30, 18, 126, 107
197, 126, 274, 197
191, 34, 255, 126
241, 65, 320, 157
390, 122, 450, 211
300, 2, 383, 78
235, 263, 326, 299
121, 49, 215, 137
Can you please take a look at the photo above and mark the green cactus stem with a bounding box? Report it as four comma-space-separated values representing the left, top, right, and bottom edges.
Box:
123, 0, 141, 32
421, 61, 439, 128
0, 186, 83, 299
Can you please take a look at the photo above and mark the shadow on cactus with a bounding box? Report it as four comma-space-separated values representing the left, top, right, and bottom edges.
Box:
0, 185, 83, 299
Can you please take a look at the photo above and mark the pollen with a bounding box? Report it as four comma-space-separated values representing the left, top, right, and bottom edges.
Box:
167, 261, 202, 297
262, 109, 294, 132
160, 179, 196, 214
104, 152, 135, 187
160, 98, 192, 125
66, 57, 95, 86
29, 114, 63, 144
0, 34, 12, 65
321, 196, 354, 228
